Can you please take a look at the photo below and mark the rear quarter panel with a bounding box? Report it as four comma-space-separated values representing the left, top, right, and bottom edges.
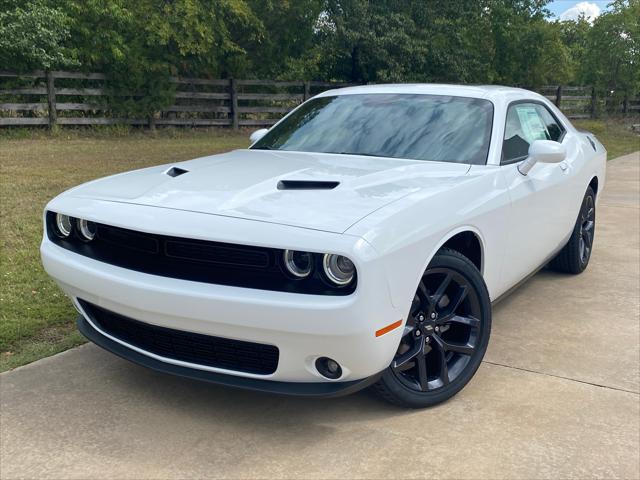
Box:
535, 95, 607, 203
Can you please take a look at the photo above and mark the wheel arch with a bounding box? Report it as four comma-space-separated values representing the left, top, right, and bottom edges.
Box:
439, 230, 484, 274
375, 225, 490, 316
401, 227, 486, 314
411, 225, 485, 290
589, 176, 599, 197
428, 227, 485, 273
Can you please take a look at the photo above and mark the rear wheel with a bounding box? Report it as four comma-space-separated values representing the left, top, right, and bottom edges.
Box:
372, 248, 491, 408
550, 186, 596, 274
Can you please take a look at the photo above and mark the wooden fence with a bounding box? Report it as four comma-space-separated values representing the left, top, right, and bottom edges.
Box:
537, 85, 639, 119
0, 71, 638, 128
0, 71, 351, 128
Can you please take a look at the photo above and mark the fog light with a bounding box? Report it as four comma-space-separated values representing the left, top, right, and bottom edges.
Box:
78, 218, 96, 241
315, 357, 342, 379
55, 213, 73, 238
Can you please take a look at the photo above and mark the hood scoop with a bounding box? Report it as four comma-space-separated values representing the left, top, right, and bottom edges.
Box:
277, 180, 340, 190
165, 167, 189, 178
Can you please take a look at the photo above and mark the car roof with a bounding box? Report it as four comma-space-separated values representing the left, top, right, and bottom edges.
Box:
316, 83, 536, 101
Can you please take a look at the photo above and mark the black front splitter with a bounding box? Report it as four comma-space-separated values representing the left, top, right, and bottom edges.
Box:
77, 314, 381, 398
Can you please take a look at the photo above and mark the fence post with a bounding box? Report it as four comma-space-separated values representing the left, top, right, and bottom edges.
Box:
303, 81, 310, 101
590, 87, 597, 118
230, 78, 238, 130
555, 85, 562, 108
623, 95, 629, 115
45, 71, 57, 129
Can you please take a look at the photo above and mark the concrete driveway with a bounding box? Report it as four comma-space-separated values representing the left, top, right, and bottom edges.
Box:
2, 153, 639, 480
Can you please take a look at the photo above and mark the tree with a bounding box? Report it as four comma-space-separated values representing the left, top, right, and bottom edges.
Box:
484, 0, 572, 87
295, 0, 573, 87
558, 16, 591, 84
58, 0, 264, 117
243, 0, 325, 79
582, 0, 639, 99
303, 0, 425, 83
0, 0, 76, 72
305, 0, 489, 83
408, 1, 495, 84
1, 0, 637, 113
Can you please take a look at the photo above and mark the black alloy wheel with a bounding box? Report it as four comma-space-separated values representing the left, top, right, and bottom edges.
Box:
550, 186, 596, 274
373, 248, 491, 408
578, 194, 595, 266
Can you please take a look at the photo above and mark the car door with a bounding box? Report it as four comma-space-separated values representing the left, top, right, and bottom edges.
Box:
499, 101, 581, 290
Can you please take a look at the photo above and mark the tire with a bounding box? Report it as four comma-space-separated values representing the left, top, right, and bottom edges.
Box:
550, 186, 596, 274
372, 248, 491, 408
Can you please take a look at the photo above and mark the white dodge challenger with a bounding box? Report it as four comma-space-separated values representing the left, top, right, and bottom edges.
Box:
41, 84, 606, 407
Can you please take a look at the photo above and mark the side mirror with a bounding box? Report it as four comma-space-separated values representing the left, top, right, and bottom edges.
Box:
518, 140, 566, 176
250, 128, 269, 144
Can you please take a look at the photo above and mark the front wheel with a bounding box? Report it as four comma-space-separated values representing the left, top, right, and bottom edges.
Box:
372, 248, 491, 408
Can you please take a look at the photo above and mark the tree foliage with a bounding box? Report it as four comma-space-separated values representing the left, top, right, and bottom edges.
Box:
582, 0, 639, 97
58, 0, 265, 116
0, 0, 76, 71
0, 0, 637, 116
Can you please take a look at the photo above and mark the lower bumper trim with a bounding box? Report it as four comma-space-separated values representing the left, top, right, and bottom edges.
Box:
77, 315, 381, 398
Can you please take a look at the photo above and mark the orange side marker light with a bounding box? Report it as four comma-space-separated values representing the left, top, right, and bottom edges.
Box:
375, 319, 403, 337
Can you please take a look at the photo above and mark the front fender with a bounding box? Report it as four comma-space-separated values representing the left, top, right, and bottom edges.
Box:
366, 226, 486, 317
346, 167, 510, 308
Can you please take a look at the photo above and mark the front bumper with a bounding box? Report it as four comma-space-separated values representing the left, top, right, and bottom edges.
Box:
41, 212, 406, 385
77, 314, 381, 397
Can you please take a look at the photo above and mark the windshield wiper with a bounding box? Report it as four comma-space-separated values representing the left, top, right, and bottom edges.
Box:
332, 151, 385, 158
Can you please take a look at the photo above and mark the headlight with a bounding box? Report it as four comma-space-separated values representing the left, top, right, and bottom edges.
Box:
78, 219, 96, 241
323, 254, 355, 286
283, 250, 313, 278
55, 213, 73, 238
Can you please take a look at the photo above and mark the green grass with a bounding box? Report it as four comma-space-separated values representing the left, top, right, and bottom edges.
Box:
573, 117, 640, 159
0, 128, 250, 371
0, 119, 638, 372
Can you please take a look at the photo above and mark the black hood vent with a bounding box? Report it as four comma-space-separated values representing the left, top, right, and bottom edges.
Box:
165, 167, 189, 178
277, 180, 340, 190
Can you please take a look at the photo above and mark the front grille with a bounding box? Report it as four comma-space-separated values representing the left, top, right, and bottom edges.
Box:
46, 212, 356, 296
164, 239, 270, 268
79, 300, 279, 375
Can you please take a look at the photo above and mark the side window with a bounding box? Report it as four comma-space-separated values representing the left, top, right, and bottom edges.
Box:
533, 104, 565, 141
502, 103, 565, 164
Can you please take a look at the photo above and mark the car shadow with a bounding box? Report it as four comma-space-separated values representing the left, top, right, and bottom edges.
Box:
86, 267, 572, 432
99, 349, 414, 433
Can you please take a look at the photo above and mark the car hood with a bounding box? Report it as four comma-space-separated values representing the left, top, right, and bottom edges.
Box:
67, 149, 470, 233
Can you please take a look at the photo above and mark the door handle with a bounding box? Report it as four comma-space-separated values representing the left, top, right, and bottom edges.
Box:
559, 161, 568, 171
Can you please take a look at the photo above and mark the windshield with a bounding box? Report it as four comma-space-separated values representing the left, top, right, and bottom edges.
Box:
252, 93, 494, 164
